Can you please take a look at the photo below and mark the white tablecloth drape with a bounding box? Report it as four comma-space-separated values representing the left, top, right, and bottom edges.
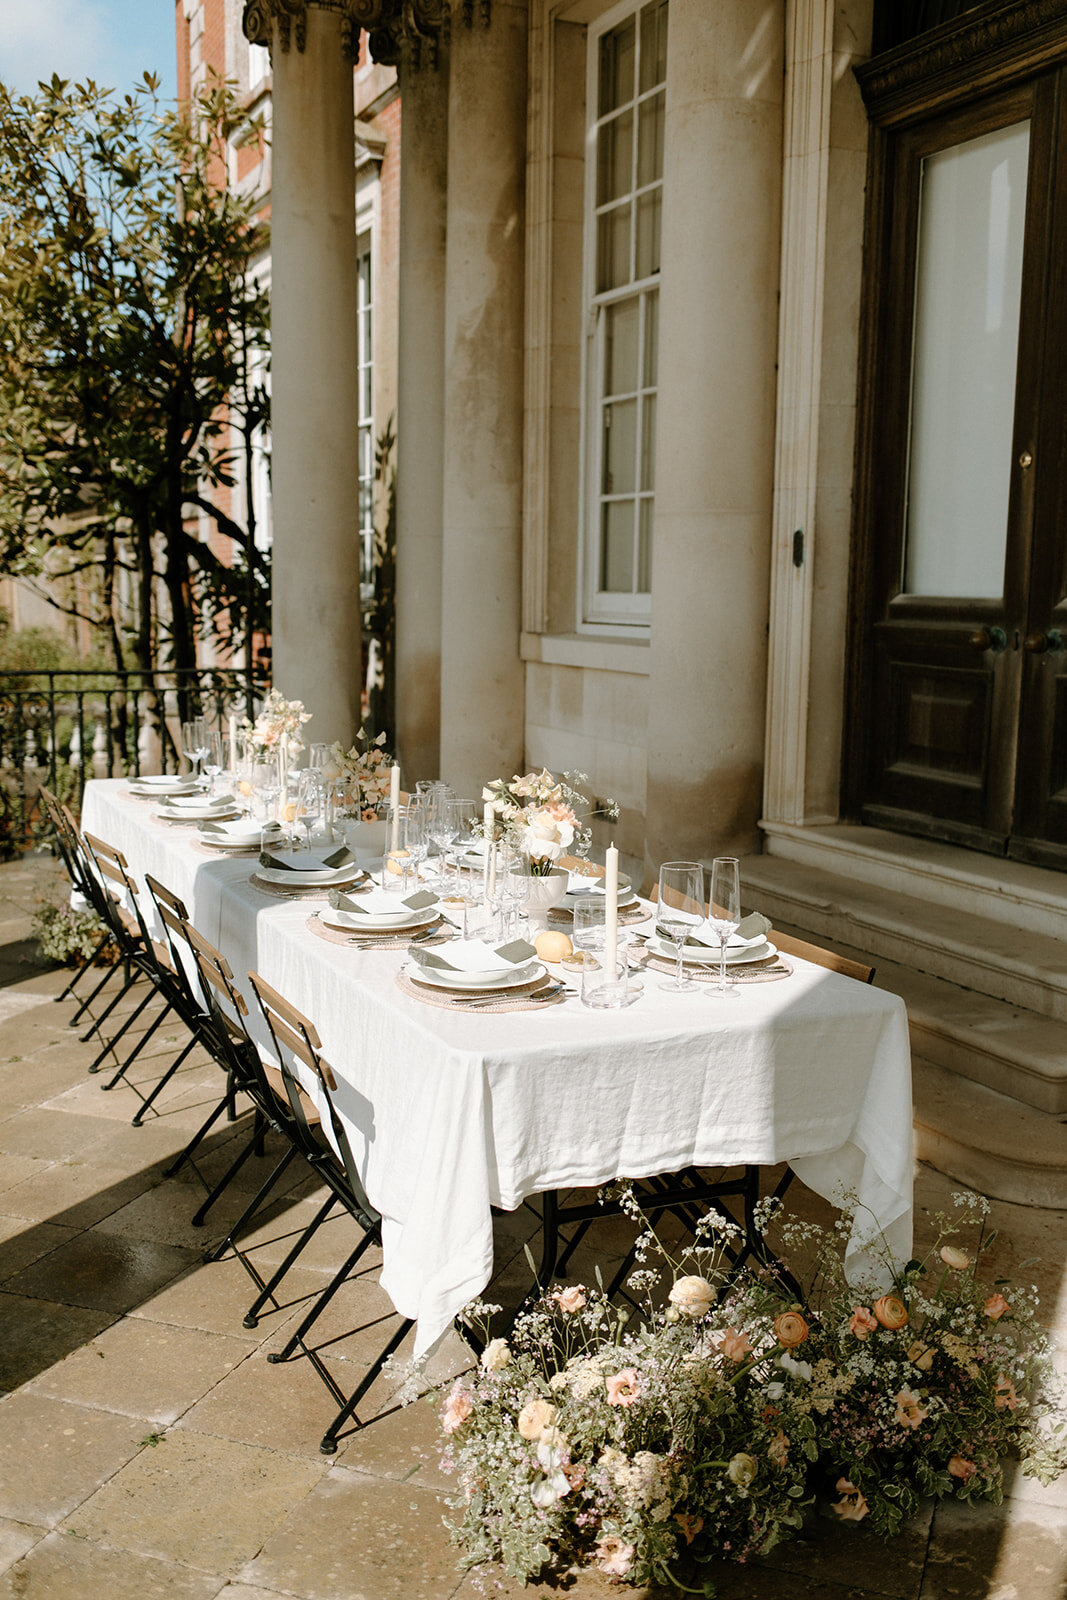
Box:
81, 780, 914, 1356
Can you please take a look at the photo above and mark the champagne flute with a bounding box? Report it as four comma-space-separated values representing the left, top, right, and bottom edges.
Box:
706, 856, 741, 998
202, 730, 225, 797
181, 717, 209, 783
297, 768, 324, 851
402, 799, 428, 895
656, 862, 705, 993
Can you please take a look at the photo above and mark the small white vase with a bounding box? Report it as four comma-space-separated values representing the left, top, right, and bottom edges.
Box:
520, 867, 569, 934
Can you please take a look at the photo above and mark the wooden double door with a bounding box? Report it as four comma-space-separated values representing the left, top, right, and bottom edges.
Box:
849, 32, 1067, 870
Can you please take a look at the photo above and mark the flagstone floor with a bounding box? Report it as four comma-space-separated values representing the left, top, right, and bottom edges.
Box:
0, 853, 1064, 1600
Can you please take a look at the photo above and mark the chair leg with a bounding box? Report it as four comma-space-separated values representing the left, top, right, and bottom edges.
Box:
202, 1142, 299, 1255
161, 1088, 247, 1182
101, 996, 176, 1089
318, 1316, 415, 1455
69, 950, 124, 1024
80, 957, 142, 1046
242, 1191, 338, 1329
87, 983, 155, 1073
189, 1110, 267, 1226
131, 1034, 199, 1126
55, 930, 112, 1004
268, 1228, 382, 1365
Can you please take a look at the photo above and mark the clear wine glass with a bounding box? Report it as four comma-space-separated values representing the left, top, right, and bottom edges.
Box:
656, 862, 705, 993
706, 856, 741, 998
402, 799, 428, 895
297, 769, 324, 851
251, 754, 280, 824
202, 730, 225, 796
181, 717, 209, 783
429, 795, 459, 889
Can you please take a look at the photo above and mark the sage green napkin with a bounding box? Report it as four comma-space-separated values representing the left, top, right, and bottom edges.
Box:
328, 887, 436, 915
408, 938, 537, 973
259, 844, 356, 872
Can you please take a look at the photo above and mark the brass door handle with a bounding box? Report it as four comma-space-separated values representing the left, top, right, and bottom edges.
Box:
1024, 629, 1065, 654
969, 626, 1007, 652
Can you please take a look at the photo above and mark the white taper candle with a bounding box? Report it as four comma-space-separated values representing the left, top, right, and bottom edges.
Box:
603, 842, 619, 978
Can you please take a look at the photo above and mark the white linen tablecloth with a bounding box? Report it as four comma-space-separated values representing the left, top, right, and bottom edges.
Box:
81, 780, 914, 1356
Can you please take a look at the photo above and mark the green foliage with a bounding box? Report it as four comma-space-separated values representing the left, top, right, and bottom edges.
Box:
0, 71, 271, 673
31, 899, 116, 967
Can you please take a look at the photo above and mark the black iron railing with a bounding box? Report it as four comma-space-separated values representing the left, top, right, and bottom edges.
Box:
0, 667, 268, 854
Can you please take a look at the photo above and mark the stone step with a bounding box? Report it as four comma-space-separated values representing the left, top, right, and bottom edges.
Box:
742, 853, 1067, 1021
760, 821, 1067, 942
913, 1056, 1067, 1211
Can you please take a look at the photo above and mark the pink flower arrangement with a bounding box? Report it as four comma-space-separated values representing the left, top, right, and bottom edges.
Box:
848, 1305, 879, 1340
605, 1369, 641, 1407
718, 1327, 753, 1362
440, 1381, 473, 1434
552, 1285, 587, 1314
985, 1292, 1011, 1321
832, 1478, 870, 1521
893, 1388, 929, 1431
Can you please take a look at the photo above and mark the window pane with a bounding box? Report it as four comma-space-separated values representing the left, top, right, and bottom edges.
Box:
635, 188, 661, 279
641, 392, 656, 490
599, 18, 635, 117
597, 202, 632, 292
638, 498, 653, 591
643, 289, 658, 386
639, 0, 668, 92
637, 90, 664, 186
605, 299, 639, 395
597, 110, 634, 207
601, 501, 636, 591
603, 399, 637, 495
904, 120, 1029, 598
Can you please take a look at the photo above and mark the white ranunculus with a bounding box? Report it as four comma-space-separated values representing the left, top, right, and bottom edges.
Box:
480, 1337, 511, 1372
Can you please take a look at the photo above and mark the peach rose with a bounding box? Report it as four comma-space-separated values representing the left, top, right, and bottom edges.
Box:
718, 1327, 753, 1362
848, 1306, 879, 1340
517, 1398, 557, 1440
907, 1341, 935, 1373
552, 1285, 587, 1314
833, 1478, 869, 1521
940, 1245, 971, 1271
674, 1511, 704, 1546
667, 1275, 715, 1318
948, 1455, 977, 1483
873, 1293, 909, 1330
605, 1368, 641, 1406
985, 1292, 1011, 1321
893, 1387, 928, 1431
440, 1382, 473, 1434
994, 1374, 1018, 1411
773, 1310, 810, 1348
595, 1534, 635, 1577
767, 1429, 790, 1468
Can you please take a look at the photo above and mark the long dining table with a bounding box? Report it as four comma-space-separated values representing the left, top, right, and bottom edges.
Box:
81, 778, 914, 1357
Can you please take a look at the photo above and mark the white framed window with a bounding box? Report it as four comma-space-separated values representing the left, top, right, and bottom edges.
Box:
580, 0, 667, 630
248, 40, 271, 93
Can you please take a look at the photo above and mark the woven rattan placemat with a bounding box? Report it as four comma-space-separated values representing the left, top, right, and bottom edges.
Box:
306, 914, 449, 949
394, 968, 565, 1013
633, 950, 794, 985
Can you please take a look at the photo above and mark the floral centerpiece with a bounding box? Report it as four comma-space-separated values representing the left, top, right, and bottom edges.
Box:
241, 689, 311, 758
321, 728, 393, 820
480, 768, 618, 876
433, 1189, 1065, 1591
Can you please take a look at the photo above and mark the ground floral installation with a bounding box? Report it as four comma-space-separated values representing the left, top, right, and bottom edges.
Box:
321, 728, 393, 819
241, 689, 311, 758
480, 768, 619, 875
432, 1188, 1066, 1593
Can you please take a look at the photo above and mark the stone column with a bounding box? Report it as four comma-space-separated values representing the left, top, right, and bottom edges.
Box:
395, 47, 449, 783
644, 0, 784, 873
268, 5, 363, 747
438, 0, 528, 798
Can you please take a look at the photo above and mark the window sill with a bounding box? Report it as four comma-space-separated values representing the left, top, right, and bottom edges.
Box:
520, 632, 651, 675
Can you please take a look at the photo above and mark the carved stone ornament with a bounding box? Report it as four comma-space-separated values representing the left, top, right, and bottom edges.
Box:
243, 0, 464, 66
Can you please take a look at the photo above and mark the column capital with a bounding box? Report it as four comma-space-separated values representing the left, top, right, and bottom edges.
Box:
242, 0, 471, 67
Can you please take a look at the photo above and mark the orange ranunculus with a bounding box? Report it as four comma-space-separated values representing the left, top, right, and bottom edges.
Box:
773, 1310, 810, 1348
718, 1327, 753, 1362
985, 1292, 1011, 1321
441, 1382, 473, 1433
873, 1293, 909, 1330
939, 1245, 971, 1271
948, 1455, 977, 1482
849, 1306, 879, 1340
833, 1478, 869, 1521
907, 1341, 935, 1373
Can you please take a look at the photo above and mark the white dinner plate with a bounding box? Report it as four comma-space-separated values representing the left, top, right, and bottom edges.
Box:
198, 835, 260, 853
407, 960, 545, 993
645, 935, 777, 967
256, 863, 363, 887
198, 819, 265, 846
157, 801, 240, 822
129, 776, 198, 797
321, 902, 439, 932
564, 887, 640, 911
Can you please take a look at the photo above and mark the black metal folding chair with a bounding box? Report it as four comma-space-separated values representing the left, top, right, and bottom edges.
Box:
39, 787, 118, 1009
40, 791, 138, 1030
248, 971, 414, 1455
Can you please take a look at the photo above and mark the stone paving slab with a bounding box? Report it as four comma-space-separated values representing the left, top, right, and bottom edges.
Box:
0, 1391, 146, 1526
0, 1528, 225, 1600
